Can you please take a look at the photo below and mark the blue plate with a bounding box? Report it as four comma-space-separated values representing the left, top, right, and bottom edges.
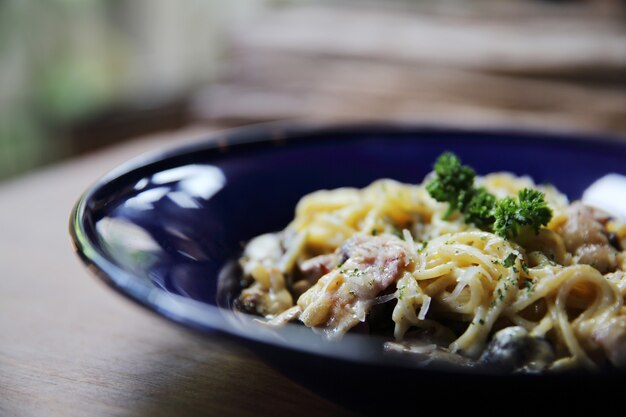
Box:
70, 123, 626, 412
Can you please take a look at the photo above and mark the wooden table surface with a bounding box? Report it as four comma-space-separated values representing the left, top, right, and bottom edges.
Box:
0, 126, 359, 417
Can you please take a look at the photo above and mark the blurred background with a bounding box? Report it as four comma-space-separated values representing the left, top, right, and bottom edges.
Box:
1, 0, 625, 181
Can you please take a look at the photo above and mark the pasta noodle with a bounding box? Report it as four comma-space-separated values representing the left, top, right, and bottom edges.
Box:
236, 170, 626, 373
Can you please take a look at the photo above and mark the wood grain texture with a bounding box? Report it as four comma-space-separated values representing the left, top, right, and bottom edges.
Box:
0, 127, 358, 417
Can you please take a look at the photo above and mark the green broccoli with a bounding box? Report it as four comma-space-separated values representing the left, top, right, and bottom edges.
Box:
426, 152, 552, 240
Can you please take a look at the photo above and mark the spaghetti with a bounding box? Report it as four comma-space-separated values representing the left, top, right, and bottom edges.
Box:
237, 166, 626, 372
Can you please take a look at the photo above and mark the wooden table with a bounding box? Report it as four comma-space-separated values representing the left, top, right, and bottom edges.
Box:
0, 126, 358, 417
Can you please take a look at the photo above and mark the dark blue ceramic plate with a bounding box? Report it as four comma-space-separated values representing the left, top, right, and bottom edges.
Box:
70, 123, 626, 411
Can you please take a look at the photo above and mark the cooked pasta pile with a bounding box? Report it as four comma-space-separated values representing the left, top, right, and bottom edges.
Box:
237, 169, 626, 372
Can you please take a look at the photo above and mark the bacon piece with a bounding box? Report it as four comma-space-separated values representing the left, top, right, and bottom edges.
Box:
297, 234, 411, 338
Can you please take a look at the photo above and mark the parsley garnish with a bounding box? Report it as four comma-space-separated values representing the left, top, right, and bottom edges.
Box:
524, 279, 536, 293
521, 262, 529, 274
493, 189, 552, 239
427, 153, 552, 239
503, 253, 517, 268
426, 152, 476, 219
